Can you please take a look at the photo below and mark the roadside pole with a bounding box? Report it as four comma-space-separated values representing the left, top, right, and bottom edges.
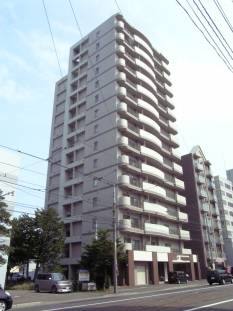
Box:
113, 184, 118, 294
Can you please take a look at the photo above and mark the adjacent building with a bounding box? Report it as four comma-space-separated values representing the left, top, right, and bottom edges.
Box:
45, 14, 200, 286
226, 169, 233, 184
181, 146, 225, 277
0, 148, 20, 288
214, 175, 233, 265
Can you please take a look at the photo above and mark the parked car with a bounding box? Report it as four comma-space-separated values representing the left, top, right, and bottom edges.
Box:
9, 272, 25, 282
168, 271, 188, 284
34, 273, 72, 293
207, 269, 233, 285
0, 286, 13, 311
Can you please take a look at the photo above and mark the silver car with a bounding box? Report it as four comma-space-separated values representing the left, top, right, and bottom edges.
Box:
34, 273, 72, 293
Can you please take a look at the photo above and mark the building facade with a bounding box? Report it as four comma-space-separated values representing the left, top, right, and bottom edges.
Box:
226, 169, 233, 184
181, 146, 225, 277
214, 175, 233, 265
0, 148, 20, 288
45, 14, 200, 285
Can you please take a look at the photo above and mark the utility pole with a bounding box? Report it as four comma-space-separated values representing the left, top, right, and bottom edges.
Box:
113, 184, 118, 294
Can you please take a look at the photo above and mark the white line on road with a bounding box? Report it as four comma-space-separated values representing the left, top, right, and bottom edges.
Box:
184, 298, 233, 311
41, 284, 233, 311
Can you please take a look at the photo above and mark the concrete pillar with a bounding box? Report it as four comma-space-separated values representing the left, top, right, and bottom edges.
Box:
168, 253, 175, 272
164, 263, 168, 282
127, 250, 135, 286
189, 255, 196, 281
196, 260, 202, 280
152, 253, 159, 285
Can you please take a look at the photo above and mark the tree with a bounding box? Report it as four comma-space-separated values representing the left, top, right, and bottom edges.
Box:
33, 208, 65, 278
0, 191, 11, 266
8, 207, 65, 279
79, 230, 127, 289
8, 215, 36, 277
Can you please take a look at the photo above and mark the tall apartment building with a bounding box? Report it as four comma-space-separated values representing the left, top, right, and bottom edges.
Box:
45, 14, 200, 286
214, 175, 233, 265
226, 169, 233, 184
181, 146, 225, 277
0, 148, 20, 288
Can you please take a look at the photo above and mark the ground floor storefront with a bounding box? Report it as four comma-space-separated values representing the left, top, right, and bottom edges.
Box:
126, 250, 201, 286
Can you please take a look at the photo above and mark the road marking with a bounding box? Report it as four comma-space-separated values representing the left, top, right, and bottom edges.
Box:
184, 298, 233, 310
41, 284, 233, 311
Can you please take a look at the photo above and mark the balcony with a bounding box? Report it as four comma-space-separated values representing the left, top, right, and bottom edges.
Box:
176, 194, 186, 206
145, 245, 171, 253
117, 58, 126, 69
135, 46, 154, 67
118, 155, 129, 166
175, 178, 185, 189
116, 72, 126, 83
178, 211, 188, 222
117, 102, 127, 115
116, 20, 124, 30
119, 219, 132, 230
124, 242, 133, 251
137, 98, 159, 119
134, 34, 154, 56
118, 87, 127, 98
144, 201, 168, 216
137, 85, 158, 104
116, 32, 125, 42
180, 229, 190, 240
173, 163, 183, 175
116, 45, 125, 55
143, 182, 166, 197
140, 129, 162, 148
201, 203, 210, 213
208, 181, 216, 190
117, 118, 128, 130
118, 175, 141, 189
139, 114, 160, 133
140, 146, 163, 163
142, 163, 164, 180
136, 71, 156, 90
197, 175, 205, 184
144, 223, 169, 236
135, 59, 155, 80
195, 163, 204, 172
199, 189, 208, 199
182, 248, 192, 255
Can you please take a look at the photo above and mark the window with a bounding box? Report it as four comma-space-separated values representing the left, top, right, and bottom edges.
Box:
96, 54, 100, 62
92, 197, 98, 207
228, 202, 233, 208
225, 183, 231, 189
226, 192, 233, 198
95, 80, 99, 88
93, 177, 100, 187
94, 124, 98, 134
93, 159, 98, 168
94, 141, 98, 151
95, 94, 99, 103
94, 109, 99, 118
96, 42, 100, 50
95, 67, 99, 75
96, 30, 100, 37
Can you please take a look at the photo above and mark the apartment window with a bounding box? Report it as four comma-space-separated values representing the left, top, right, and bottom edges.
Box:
95, 80, 99, 88
94, 141, 98, 151
93, 177, 100, 187
95, 94, 99, 103
96, 42, 100, 50
93, 197, 98, 207
93, 159, 98, 168
228, 202, 233, 208
94, 109, 99, 118
225, 183, 231, 189
96, 30, 100, 37
95, 67, 99, 75
94, 124, 98, 134
96, 54, 100, 62
226, 193, 233, 198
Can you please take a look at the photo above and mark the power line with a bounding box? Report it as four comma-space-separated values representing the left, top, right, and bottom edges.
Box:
186, 0, 233, 69
176, 0, 233, 73
213, 0, 233, 33
193, 0, 233, 60
0, 173, 45, 188
114, 0, 123, 14
42, 0, 63, 77
0, 179, 45, 192
67, 0, 83, 37
0, 161, 46, 176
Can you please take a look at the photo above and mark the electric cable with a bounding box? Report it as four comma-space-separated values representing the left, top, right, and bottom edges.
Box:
213, 0, 233, 33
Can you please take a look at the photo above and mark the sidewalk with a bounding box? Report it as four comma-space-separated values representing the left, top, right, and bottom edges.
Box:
11, 280, 207, 309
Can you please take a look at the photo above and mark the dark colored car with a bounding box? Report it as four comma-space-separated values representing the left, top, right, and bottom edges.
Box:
168, 271, 188, 284
207, 269, 233, 285
0, 286, 13, 311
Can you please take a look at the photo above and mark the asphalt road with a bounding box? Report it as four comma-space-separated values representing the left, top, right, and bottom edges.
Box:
11, 282, 233, 311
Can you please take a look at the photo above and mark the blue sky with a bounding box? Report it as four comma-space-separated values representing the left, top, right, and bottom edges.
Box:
0, 0, 232, 216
